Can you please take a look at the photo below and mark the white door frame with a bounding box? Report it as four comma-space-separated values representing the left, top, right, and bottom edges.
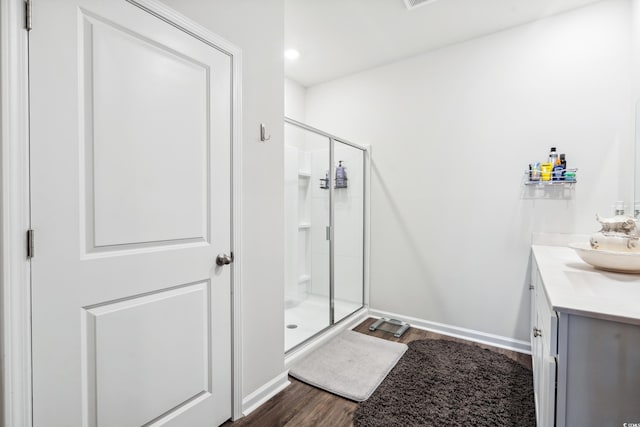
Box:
0, 0, 244, 424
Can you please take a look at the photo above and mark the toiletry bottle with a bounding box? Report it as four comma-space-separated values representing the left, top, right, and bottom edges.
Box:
541, 163, 552, 181
335, 161, 347, 188
560, 154, 566, 178
549, 147, 558, 165
552, 157, 563, 181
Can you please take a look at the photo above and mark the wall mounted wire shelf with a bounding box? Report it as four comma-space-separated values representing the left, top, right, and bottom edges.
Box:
523, 168, 577, 187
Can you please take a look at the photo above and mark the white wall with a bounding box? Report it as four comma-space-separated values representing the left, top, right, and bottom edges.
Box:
160, 0, 285, 399
284, 125, 314, 304
634, 0, 640, 101
284, 78, 310, 305
633, 0, 640, 206
304, 0, 634, 342
285, 78, 307, 121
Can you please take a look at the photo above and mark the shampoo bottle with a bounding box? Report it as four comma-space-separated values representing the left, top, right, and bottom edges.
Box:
552, 157, 563, 181
335, 161, 347, 188
549, 147, 558, 165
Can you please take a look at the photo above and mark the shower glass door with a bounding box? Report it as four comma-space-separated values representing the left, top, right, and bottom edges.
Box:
284, 118, 367, 353
333, 141, 365, 323
284, 121, 331, 351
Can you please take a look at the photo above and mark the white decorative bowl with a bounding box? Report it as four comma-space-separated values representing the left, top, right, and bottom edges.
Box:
569, 242, 640, 274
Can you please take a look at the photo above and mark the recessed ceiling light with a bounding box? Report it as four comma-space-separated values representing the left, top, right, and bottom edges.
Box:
285, 49, 300, 60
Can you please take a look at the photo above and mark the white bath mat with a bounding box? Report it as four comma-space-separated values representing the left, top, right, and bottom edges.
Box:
288, 330, 408, 402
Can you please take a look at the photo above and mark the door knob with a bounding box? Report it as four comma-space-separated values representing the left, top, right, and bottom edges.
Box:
216, 253, 233, 266
533, 327, 542, 337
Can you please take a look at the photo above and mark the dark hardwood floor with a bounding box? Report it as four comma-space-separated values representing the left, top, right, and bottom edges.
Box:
224, 317, 532, 427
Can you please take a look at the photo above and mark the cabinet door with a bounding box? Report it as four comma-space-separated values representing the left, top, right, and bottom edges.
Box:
532, 263, 558, 426
530, 262, 541, 422
542, 356, 558, 427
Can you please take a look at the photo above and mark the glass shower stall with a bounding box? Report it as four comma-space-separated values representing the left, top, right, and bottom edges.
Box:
284, 117, 368, 352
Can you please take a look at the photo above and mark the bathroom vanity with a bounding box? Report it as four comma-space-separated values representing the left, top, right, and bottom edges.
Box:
531, 245, 640, 427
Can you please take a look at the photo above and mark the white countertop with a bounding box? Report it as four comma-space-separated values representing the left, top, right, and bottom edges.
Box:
532, 245, 640, 325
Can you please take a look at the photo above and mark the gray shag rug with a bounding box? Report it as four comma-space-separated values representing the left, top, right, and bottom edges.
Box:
354, 339, 535, 427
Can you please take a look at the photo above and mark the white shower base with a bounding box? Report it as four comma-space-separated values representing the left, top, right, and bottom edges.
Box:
284, 294, 362, 352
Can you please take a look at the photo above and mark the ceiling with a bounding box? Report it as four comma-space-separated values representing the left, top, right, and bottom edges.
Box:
285, 0, 603, 87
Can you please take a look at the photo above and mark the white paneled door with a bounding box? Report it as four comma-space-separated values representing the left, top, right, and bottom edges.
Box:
29, 1, 233, 426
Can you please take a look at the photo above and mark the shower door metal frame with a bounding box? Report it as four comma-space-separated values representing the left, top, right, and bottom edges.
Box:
284, 116, 370, 353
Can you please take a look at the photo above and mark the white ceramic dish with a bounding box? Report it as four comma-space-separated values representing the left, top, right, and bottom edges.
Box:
569, 242, 640, 274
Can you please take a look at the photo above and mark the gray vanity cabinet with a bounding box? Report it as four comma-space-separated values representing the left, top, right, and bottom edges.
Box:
531, 250, 640, 427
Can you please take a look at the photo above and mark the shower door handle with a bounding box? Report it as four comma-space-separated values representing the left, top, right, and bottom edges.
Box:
216, 253, 233, 266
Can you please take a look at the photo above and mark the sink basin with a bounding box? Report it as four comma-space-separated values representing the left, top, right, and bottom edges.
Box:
569, 242, 640, 274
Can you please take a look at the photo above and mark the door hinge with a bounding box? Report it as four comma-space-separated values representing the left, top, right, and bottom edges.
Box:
26, 229, 34, 259
25, 0, 32, 31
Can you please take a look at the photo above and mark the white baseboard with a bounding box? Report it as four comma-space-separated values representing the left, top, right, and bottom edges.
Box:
368, 309, 531, 354
284, 307, 369, 369
241, 371, 290, 417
